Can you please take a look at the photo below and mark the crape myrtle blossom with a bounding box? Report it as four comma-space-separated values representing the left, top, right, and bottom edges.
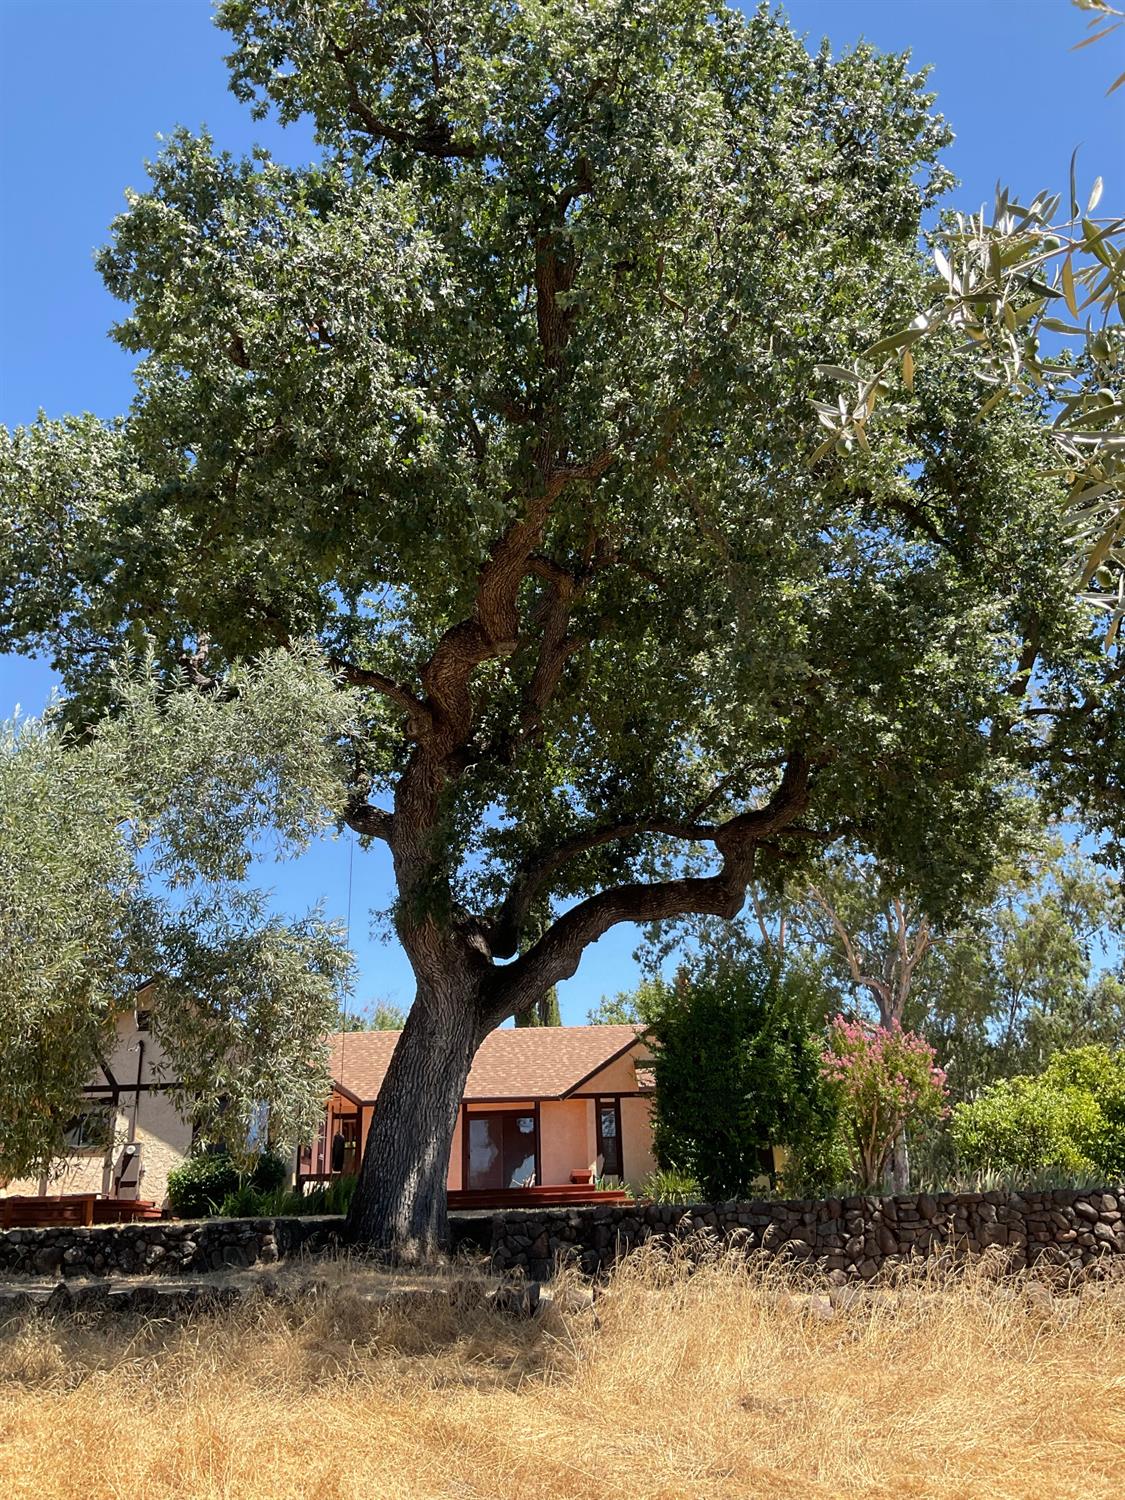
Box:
821, 1015, 949, 1190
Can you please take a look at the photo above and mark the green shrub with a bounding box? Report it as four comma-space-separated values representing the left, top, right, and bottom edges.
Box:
639, 1168, 701, 1203
167, 1151, 242, 1218
650, 952, 839, 1201
217, 1173, 359, 1220
319, 1173, 358, 1216
777, 1132, 853, 1197
250, 1150, 288, 1195
951, 1045, 1125, 1180
167, 1147, 291, 1218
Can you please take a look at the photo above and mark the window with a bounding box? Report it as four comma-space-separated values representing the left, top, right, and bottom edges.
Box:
596, 1098, 622, 1179
63, 1105, 113, 1153
466, 1111, 538, 1190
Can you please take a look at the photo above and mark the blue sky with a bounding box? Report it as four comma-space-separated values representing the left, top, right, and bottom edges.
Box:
1, 1, 1121, 1021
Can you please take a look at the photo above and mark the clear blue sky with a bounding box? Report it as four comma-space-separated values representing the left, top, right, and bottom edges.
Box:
1, 1, 1121, 1020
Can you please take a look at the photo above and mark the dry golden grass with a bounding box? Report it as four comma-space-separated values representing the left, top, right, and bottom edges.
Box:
1, 1249, 1123, 1500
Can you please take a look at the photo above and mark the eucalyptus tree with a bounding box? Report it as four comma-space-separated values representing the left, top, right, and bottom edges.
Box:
3, 0, 1123, 1256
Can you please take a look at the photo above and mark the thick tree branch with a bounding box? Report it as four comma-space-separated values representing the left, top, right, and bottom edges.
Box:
344, 800, 394, 843
329, 655, 429, 726
488, 814, 719, 960
327, 37, 485, 160
484, 754, 811, 1018
419, 450, 616, 758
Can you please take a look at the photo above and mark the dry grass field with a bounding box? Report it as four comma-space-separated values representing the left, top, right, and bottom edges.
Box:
1, 1249, 1122, 1500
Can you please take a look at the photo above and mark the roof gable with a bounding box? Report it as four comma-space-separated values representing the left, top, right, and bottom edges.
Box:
327, 1025, 646, 1104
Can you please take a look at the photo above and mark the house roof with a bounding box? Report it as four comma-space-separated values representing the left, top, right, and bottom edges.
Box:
328, 1024, 647, 1105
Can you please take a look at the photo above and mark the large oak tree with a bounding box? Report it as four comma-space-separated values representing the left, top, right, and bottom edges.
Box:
3, 0, 1122, 1256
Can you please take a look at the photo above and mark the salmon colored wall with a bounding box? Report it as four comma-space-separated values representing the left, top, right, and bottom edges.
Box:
539, 1099, 596, 1185
620, 1096, 657, 1186
578, 1040, 651, 1095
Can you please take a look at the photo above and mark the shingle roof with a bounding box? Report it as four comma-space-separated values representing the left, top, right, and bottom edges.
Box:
328, 1025, 646, 1104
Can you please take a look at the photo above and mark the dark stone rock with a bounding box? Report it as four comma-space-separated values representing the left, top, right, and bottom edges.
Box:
33, 1246, 64, 1275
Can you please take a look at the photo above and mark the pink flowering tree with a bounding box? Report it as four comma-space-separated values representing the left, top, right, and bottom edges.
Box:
821, 1016, 949, 1191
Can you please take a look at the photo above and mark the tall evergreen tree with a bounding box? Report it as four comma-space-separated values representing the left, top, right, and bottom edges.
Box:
3, 0, 1122, 1255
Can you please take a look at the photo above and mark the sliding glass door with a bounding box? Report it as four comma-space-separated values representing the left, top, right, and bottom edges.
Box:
466, 1110, 538, 1189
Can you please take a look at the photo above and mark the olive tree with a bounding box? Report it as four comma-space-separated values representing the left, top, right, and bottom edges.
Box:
0, 651, 355, 1179
3, 0, 1122, 1256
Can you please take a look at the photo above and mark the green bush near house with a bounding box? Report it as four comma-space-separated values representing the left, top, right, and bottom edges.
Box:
649, 952, 840, 1201
639, 1168, 702, 1204
167, 1148, 289, 1218
951, 1046, 1125, 1180
217, 1172, 359, 1220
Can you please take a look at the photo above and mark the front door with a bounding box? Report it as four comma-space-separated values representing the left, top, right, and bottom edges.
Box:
466, 1111, 538, 1189
597, 1098, 622, 1180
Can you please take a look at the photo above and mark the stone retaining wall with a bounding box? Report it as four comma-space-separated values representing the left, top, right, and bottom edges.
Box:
0, 1215, 341, 1279
488, 1187, 1125, 1282
1, 1188, 1122, 1284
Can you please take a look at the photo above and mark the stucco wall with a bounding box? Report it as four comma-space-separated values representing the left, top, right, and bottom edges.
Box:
539, 1099, 595, 1184
579, 1043, 651, 1094
131, 1090, 195, 1207
3, 1010, 195, 1208
5, 1151, 109, 1201
619, 1096, 657, 1186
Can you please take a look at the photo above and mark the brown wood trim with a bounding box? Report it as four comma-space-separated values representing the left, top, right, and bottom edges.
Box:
448, 1185, 631, 1210
460, 1104, 541, 1192
565, 1090, 650, 1099
83, 1082, 182, 1095
463, 1094, 558, 1104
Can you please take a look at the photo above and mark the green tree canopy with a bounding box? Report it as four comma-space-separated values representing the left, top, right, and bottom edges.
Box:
0, 653, 355, 1179
2, 0, 1122, 1252
950, 1044, 1125, 1181
339, 999, 411, 1031
648, 953, 839, 1199
514, 986, 561, 1026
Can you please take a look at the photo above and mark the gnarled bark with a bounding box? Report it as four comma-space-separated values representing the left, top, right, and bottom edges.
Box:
346, 978, 483, 1259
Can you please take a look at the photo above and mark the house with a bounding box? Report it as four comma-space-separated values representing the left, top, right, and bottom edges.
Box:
1, 1018, 659, 1220
299, 1025, 657, 1200
1, 991, 192, 1215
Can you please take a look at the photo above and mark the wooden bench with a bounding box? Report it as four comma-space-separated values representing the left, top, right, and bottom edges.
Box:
1, 1194, 96, 1229
91, 1198, 162, 1224
0, 1195, 162, 1229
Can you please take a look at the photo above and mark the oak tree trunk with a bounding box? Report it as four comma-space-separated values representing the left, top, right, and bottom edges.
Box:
346, 985, 481, 1260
